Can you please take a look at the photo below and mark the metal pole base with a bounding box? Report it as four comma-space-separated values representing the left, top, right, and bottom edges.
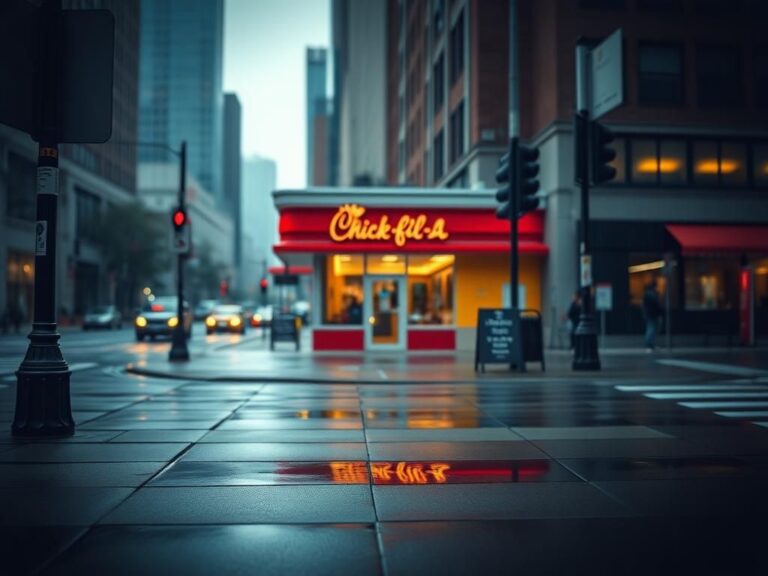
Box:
168, 327, 189, 362
12, 328, 74, 437
572, 315, 601, 371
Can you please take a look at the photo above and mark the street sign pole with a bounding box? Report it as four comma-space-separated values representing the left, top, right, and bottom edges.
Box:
13, 0, 75, 436
572, 42, 601, 371
169, 141, 190, 362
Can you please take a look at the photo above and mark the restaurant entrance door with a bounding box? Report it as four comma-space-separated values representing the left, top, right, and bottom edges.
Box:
364, 276, 406, 350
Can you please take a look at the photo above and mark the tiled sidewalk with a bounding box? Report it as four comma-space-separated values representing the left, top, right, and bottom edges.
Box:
1, 369, 768, 574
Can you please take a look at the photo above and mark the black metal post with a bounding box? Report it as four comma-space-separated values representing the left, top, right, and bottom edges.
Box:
572, 110, 601, 370
507, 137, 525, 372
169, 141, 189, 361
13, 0, 75, 436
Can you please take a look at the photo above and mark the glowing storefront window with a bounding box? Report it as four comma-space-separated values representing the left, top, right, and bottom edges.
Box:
323, 255, 363, 325
407, 255, 454, 325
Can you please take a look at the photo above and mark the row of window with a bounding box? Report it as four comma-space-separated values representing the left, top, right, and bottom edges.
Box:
581, 0, 767, 13
607, 136, 768, 188
637, 42, 767, 108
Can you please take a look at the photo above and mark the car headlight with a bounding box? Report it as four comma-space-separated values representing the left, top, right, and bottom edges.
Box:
205, 316, 216, 327
167, 317, 179, 328
135, 316, 148, 328
230, 317, 242, 327
253, 314, 262, 322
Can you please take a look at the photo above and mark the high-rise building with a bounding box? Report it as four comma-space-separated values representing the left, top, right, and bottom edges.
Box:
241, 156, 278, 296
306, 48, 328, 186
332, 0, 387, 186
139, 0, 224, 202
222, 93, 243, 290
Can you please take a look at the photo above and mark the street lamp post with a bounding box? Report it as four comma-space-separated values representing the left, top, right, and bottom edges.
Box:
13, 0, 75, 436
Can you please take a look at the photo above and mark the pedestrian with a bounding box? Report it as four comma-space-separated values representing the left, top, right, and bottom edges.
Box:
566, 291, 581, 350
642, 279, 662, 351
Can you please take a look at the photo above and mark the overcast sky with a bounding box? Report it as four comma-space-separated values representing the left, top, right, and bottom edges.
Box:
223, 0, 330, 189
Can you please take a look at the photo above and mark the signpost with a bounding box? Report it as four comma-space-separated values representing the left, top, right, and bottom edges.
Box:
589, 29, 624, 121
474, 309, 523, 373
595, 283, 613, 347
7, 0, 115, 437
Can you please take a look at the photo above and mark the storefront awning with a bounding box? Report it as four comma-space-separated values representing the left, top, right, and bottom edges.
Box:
268, 266, 313, 276
666, 225, 768, 255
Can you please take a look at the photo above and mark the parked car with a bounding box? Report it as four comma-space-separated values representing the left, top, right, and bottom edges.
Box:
194, 299, 219, 320
250, 304, 273, 328
135, 297, 192, 341
205, 304, 247, 335
83, 305, 122, 330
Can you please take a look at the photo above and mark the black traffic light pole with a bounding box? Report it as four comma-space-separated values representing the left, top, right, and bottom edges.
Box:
572, 42, 601, 371
508, 138, 520, 311
169, 141, 190, 362
13, 0, 75, 436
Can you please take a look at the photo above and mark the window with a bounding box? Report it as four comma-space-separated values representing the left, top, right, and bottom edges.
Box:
659, 140, 687, 185
631, 139, 658, 185
609, 138, 627, 183
720, 142, 747, 186
323, 255, 363, 325
696, 45, 743, 107
75, 188, 102, 240
449, 10, 464, 84
692, 141, 719, 186
433, 0, 445, 34
433, 130, 445, 181
636, 0, 682, 9
578, 0, 625, 8
407, 255, 454, 325
684, 258, 739, 310
756, 46, 768, 107
638, 43, 683, 105
628, 254, 676, 309
367, 254, 406, 275
7, 153, 36, 221
754, 144, 768, 186
449, 102, 464, 164
433, 54, 444, 111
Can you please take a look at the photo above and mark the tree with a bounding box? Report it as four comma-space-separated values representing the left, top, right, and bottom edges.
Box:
89, 201, 168, 313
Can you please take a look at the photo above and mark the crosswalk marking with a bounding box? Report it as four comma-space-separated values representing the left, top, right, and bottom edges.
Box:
655, 359, 768, 377
616, 378, 768, 429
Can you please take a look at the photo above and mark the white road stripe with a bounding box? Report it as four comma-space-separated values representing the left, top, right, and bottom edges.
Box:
655, 359, 768, 377
714, 411, 768, 418
617, 384, 768, 392
646, 392, 768, 400
679, 401, 768, 409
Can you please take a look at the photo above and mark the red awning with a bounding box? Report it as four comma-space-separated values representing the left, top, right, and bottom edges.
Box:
666, 225, 768, 254
268, 265, 313, 276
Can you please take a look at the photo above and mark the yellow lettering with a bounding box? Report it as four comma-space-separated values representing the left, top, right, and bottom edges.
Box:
329, 205, 449, 246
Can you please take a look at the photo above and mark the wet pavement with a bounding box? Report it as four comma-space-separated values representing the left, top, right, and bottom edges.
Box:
1, 351, 768, 574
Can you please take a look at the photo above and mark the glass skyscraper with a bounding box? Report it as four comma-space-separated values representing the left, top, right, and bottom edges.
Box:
306, 48, 328, 186
139, 0, 224, 201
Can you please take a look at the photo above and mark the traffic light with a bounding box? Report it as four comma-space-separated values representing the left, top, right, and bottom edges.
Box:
172, 208, 186, 229
171, 207, 190, 254
516, 144, 540, 216
260, 278, 268, 294
494, 148, 513, 220
590, 121, 616, 184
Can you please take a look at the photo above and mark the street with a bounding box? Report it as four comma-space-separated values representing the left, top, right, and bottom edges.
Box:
2, 330, 768, 574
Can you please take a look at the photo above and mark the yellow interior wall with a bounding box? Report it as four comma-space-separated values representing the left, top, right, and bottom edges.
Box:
455, 254, 542, 328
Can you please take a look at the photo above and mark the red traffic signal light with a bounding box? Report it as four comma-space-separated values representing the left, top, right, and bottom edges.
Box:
172, 209, 187, 229
259, 278, 269, 291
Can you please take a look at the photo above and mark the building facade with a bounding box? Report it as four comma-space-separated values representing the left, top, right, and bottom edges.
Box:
306, 48, 329, 186
318, 0, 768, 348
222, 93, 243, 292
241, 156, 279, 298
139, 0, 225, 203
333, 0, 388, 186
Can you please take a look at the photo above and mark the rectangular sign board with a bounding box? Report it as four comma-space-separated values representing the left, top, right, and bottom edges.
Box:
271, 313, 300, 351
590, 28, 623, 120
595, 283, 613, 311
474, 308, 523, 372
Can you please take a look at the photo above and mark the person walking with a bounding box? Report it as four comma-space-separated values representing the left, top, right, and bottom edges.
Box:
567, 291, 582, 350
642, 279, 662, 351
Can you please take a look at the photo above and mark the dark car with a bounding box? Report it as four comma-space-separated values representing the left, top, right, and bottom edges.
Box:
205, 304, 247, 335
134, 297, 192, 341
83, 305, 122, 330
194, 299, 219, 320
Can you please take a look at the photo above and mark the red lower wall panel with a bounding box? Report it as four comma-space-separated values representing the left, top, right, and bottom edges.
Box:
313, 329, 365, 351
407, 330, 456, 350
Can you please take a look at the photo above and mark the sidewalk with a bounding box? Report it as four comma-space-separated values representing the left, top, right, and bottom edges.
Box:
126, 335, 768, 383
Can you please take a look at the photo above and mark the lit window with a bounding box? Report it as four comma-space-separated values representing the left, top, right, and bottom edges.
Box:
323, 255, 363, 325
693, 140, 719, 186
631, 139, 657, 184
367, 255, 406, 275
659, 140, 687, 185
684, 258, 739, 310
407, 255, 454, 325
720, 142, 747, 186
609, 138, 626, 183
754, 144, 768, 186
